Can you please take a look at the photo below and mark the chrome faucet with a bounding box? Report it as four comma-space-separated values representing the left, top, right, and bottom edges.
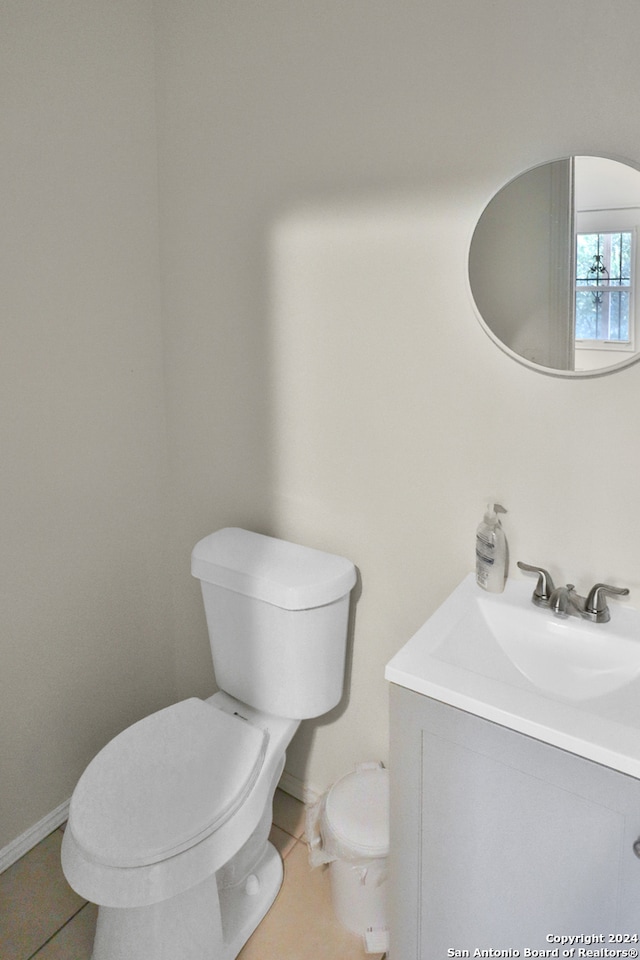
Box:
517, 561, 629, 624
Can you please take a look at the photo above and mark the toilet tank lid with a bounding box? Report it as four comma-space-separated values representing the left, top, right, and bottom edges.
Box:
191, 528, 356, 610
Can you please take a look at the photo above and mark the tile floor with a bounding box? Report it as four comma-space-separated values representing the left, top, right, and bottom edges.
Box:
0, 790, 385, 960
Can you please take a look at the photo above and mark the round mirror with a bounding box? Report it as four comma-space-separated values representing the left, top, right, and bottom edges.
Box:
468, 156, 640, 377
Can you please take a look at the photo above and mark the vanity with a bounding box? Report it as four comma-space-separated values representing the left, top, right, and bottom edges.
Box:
385, 575, 640, 959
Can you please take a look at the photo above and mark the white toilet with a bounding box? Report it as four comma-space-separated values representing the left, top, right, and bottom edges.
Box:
61, 527, 356, 960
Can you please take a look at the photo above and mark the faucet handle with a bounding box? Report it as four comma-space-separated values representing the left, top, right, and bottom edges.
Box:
517, 562, 556, 606
585, 583, 630, 622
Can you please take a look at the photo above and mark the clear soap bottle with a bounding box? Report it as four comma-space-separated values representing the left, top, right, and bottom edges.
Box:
475, 503, 508, 593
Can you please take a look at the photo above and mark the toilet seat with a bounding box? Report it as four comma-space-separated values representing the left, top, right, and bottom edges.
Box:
68, 698, 268, 869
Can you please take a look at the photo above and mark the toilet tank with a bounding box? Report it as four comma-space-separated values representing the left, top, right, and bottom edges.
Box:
191, 528, 357, 720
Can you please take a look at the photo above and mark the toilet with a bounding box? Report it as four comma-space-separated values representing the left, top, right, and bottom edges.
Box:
61, 527, 356, 960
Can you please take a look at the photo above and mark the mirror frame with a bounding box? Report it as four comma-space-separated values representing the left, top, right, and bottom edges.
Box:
467, 155, 640, 379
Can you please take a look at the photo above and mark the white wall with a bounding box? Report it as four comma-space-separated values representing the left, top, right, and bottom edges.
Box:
0, 1, 176, 849
155, 0, 640, 795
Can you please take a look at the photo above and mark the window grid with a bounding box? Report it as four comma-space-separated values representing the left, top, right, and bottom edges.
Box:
575, 231, 633, 343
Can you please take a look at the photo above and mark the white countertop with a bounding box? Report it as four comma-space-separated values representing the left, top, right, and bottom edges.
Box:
385, 574, 640, 779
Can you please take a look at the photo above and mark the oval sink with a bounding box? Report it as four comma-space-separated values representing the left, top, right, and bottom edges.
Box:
478, 595, 640, 700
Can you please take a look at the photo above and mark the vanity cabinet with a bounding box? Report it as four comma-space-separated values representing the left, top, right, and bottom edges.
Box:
389, 683, 640, 960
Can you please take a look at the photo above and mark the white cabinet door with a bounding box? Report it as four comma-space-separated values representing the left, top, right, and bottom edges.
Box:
389, 684, 640, 960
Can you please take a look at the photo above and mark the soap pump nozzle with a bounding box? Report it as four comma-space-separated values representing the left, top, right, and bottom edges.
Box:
485, 502, 506, 524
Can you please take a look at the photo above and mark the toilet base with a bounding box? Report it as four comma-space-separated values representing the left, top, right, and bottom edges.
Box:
91, 841, 283, 960
219, 841, 284, 957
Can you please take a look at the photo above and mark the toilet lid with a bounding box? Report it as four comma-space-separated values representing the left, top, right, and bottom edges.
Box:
69, 699, 268, 868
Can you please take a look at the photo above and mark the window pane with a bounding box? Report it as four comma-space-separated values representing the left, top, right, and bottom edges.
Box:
576, 234, 599, 283
608, 291, 630, 340
576, 290, 601, 338
620, 232, 632, 284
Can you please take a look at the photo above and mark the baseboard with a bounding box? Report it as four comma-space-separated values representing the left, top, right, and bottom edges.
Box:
278, 769, 322, 805
0, 798, 70, 874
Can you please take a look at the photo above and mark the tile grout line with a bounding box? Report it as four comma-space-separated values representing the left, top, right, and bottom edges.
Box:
26, 901, 90, 960
275, 825, 304, 840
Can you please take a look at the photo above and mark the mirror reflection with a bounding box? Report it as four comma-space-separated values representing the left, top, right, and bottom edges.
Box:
469, 156, 640, 376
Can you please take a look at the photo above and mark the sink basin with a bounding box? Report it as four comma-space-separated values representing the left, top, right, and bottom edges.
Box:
385, 573, 640, 777
477, 591, 640, 700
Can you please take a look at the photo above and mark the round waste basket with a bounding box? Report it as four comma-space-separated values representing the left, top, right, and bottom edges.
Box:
321, 764, 389, 952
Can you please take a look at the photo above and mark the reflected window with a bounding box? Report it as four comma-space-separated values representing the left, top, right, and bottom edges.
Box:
575, 231, 634, 346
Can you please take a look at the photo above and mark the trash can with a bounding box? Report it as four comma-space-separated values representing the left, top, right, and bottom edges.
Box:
306, 762, 389, 954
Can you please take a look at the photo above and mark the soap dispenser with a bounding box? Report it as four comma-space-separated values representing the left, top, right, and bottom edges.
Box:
476, 503, 508, 593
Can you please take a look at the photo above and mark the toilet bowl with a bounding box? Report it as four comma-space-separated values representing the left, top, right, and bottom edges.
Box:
61, 528, 356, 960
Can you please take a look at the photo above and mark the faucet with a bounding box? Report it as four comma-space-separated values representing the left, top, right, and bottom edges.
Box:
517, 562, 629, 624
548, 583, 577, 618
